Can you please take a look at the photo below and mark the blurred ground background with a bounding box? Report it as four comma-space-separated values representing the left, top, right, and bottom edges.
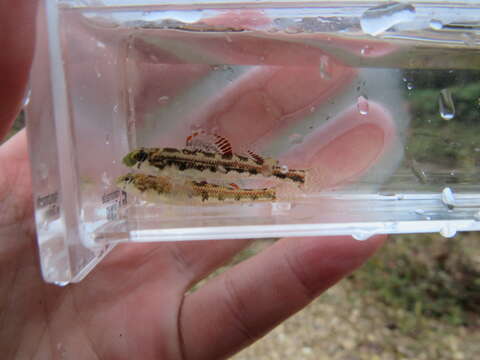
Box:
229, 235, 480, 360
6, 71, 479, 359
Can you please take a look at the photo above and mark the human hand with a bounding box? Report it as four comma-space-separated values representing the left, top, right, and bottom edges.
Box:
1, 2, 390, 359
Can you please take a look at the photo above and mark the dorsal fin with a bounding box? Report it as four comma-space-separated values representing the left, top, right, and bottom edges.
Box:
245, 149, 265, 165
212, 134, 233, 156
185, 130, 233, 156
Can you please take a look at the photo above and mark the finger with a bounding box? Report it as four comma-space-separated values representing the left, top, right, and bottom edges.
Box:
0, 0, 38, 140
180, 235, 385, 360
0, 130, 33, 226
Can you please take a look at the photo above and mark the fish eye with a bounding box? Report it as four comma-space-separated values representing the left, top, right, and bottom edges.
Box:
134, 149, 148, 162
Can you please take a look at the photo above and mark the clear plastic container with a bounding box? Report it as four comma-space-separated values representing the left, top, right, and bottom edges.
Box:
26, 0, 480, 284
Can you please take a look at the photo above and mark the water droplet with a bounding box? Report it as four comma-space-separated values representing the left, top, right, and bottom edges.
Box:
280, 165, 289, 174
360, 2, 416, 36
439, 88, 455, 120
272, 202, 292, 213
357, 95, 369, 115
441, 187, 455, 209
352, 231, 374, 241
288, 133, 304, 145
22, 88, 31, 108
440, 224, 456, 238
429, 19, 443, 30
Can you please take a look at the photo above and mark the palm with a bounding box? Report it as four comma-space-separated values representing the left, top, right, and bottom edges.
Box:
1, 2, 388, 359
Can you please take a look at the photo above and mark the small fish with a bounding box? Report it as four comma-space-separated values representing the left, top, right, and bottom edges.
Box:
118, 132, 308, 205
116, 173, 276, 204
122, 147, 307, 186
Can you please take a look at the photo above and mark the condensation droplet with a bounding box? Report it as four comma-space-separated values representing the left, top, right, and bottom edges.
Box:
94, 64, 102, 78
429, 19, 443, 30
439, 88, 455, 120
360, 2, 416, 36
440, 224, 456, 238
288, 133, 304, 145
38, 163, 49, 180
357, 95, 369, 115
280, 165, 289, 174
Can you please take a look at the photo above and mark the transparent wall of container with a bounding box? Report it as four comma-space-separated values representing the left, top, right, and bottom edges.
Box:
27, 0, 480, 284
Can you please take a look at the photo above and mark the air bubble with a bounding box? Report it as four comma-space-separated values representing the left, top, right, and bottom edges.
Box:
357, 95, 369, 115
319, 55, 331, 79
439, 88, 455, 120
360, 2, 416, 36
158, 96, 169, 103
